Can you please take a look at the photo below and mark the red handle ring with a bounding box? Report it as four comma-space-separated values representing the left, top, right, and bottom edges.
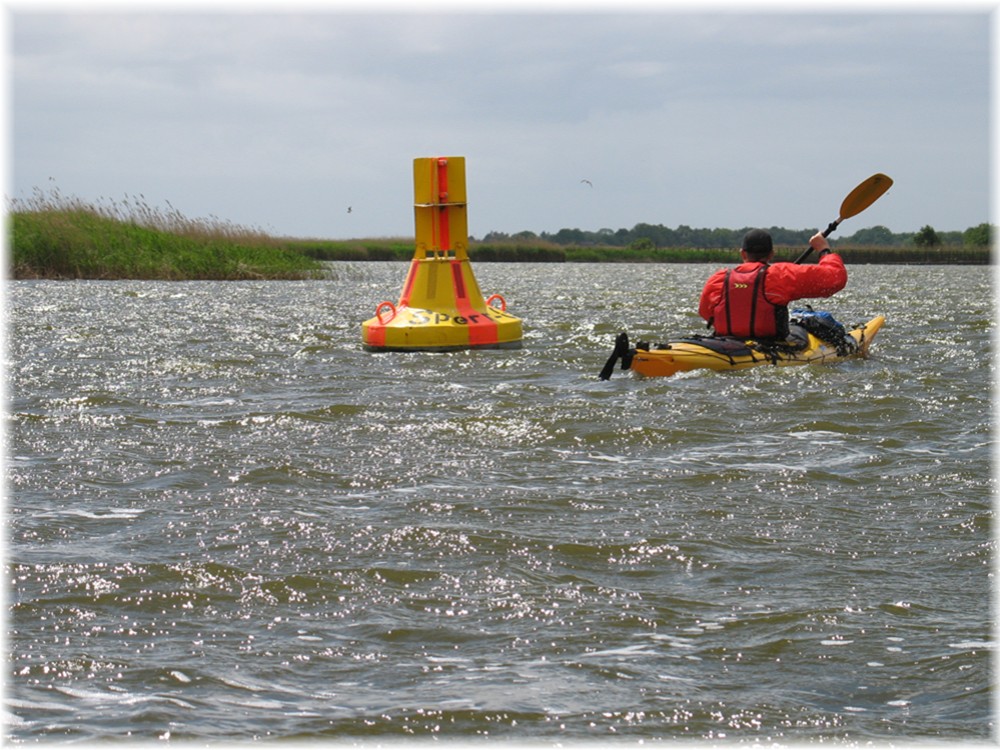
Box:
375, 301, 397, 325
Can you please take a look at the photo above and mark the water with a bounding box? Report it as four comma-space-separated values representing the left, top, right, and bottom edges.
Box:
6, 263, 994, 742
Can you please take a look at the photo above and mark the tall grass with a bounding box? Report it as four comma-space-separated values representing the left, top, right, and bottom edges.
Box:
279, 240, 990, 265
9, 187, 324, 280
286, 239, 415, 262
10, 185, 989, 279
559, 244, 991, 264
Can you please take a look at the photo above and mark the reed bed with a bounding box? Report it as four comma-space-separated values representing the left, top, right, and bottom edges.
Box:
9, 187, 323, 280
284, 240, 991, 265
9, 186, 989, 280
559, 244, 991, 264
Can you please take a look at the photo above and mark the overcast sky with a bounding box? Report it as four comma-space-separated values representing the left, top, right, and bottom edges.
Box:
9, 4, 993, 240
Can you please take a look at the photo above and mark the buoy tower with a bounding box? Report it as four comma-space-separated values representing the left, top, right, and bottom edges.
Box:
361, 156, 523, 352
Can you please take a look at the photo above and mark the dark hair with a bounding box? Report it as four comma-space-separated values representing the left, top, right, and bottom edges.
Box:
741, 228, 773, 260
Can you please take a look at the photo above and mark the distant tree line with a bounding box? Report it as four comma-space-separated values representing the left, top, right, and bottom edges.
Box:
477, 223, 993, 249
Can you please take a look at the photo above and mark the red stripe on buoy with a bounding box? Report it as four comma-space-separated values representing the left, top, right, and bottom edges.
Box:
451, 260, 498, 346
437, 158, 451, 251
367, 327, 386, 348
365, 310, 388, 348
398, 258, 420, 307
437, 157, 449, 202
450, 259, 466, 299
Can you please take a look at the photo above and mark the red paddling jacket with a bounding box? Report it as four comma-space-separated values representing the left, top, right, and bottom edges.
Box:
699, 254, 847, 339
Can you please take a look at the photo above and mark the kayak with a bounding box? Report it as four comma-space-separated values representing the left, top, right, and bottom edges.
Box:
599, 313, 885, 379
601, 313, 885, 379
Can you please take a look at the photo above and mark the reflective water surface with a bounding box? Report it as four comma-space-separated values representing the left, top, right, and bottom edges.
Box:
7, 263, 994, 742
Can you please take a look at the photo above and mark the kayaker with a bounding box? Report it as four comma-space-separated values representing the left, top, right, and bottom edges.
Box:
698, 228, 847, 341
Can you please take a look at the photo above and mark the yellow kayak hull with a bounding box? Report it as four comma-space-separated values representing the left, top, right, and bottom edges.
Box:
605, 315, 885, 379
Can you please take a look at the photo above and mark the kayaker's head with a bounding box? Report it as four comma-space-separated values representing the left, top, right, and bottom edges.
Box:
740, 228, 774, 262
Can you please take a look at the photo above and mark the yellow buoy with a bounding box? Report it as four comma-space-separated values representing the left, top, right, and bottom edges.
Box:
361, 156, 523, 352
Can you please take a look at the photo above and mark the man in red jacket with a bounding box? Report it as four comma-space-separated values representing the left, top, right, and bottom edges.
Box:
699, 228, 847, 340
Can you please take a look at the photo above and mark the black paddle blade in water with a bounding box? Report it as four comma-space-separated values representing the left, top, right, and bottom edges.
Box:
599, 331, 631, 381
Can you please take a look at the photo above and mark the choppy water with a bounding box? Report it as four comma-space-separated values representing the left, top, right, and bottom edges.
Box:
6, 263, 995, 742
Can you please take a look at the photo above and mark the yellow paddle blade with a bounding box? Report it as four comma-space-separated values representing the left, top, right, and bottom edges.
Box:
839, 173, 893, 221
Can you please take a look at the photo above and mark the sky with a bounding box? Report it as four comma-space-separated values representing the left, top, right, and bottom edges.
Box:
7, 2, 994, 241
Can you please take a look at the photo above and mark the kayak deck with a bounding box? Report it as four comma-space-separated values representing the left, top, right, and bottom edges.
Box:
600, 315, 885, 379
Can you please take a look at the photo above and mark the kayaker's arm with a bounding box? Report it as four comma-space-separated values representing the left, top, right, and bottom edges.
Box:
768, 252, 847, 304
698, 268, 727, 325
809, 231, 832, 257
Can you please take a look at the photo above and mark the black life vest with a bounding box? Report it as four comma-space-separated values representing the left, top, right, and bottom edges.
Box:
712, 263, 789, 339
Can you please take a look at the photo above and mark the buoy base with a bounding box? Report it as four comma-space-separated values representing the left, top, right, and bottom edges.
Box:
361, 304, 523, 352
362, 339, 523, 353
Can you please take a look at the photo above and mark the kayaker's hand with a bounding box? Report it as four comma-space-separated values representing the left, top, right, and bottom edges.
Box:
809, 232, 832, 254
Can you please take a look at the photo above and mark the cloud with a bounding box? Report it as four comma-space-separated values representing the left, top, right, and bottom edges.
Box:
10, 10, 991, 238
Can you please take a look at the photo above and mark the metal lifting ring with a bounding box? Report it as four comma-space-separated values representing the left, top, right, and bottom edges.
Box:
375, 301, 397, 324
485, 294, 506, 312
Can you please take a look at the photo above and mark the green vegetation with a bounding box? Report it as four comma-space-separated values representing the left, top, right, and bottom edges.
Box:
279, 221, 993, 264
963, 222, 991, 247
480, 222, 994, 251
8, 187, 992, 279
913, 225, 942, 248
288, 239, 990, 265
283, 239, 568, 263
285, 239, 415, 262
560, 240, 988, 264
9, 188, 324, 280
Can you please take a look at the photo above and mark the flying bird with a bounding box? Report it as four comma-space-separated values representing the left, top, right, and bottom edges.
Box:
347, 206, 352, 213
580, 179, 593, 187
